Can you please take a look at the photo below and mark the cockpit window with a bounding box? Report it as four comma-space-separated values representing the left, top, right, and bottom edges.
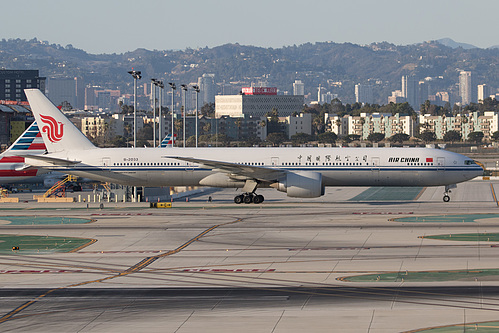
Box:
464, 160, 474, 165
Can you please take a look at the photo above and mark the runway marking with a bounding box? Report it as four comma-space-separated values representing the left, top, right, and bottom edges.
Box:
90, 213, 153, 216
0, 218, 242, 324
491, 183, 499, 206
288, 247, 370, 251
0, 269, 82, 274
77, 250, 163, 254
182, 269, 276, 273
353, 212, 414, 215
414, 187, 426, 201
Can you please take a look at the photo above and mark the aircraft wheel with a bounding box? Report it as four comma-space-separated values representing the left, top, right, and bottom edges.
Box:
243, 194, 253, 204
253, 194, 264, 204
234, 195, 244, 204
443, 195, 450, 202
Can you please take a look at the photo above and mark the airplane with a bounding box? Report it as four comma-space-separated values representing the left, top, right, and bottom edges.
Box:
160, 134, 176, 147
23, 88, 483, 204
0, 121, 52, 185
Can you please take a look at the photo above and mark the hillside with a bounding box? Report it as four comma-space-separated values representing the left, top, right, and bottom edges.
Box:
1, 38, 498, 104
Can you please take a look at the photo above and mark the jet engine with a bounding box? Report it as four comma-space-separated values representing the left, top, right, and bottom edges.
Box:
271, 171, 324, 198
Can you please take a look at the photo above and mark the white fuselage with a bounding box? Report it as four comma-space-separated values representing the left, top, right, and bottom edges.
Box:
30, 147, 483, 188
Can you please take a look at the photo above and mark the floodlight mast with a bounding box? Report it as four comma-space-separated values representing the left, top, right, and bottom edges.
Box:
168, 82, 176, 147
127, 70, 142, 148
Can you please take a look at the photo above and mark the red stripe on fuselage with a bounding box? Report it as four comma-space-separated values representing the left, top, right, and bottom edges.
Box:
0, 169, 37, 177
0, 157, 24, 163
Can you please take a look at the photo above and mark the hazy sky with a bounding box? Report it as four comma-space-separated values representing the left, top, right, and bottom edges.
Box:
2, 0, 498, 54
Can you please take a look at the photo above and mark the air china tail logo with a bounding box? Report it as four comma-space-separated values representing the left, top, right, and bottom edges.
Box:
40, 114, 64, 143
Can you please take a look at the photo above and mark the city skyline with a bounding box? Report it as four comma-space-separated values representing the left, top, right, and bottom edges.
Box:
2, 0, 499, 54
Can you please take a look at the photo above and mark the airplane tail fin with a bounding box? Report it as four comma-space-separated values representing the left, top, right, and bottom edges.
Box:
3, 121, 47, 157
160, 134, 177, 148
24, 89, 95, 153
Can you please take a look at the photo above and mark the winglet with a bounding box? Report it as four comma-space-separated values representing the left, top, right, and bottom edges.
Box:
24, 89, 95, 153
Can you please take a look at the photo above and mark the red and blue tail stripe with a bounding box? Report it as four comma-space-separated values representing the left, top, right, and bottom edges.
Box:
9, 122, 47, 152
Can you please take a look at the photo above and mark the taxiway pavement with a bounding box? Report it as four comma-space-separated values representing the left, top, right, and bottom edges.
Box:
0, 180, 499, 332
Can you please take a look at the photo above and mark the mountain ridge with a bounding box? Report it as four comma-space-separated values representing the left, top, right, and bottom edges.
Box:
1, 38, 498, 104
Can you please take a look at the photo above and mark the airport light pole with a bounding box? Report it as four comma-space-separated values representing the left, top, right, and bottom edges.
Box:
150, 79, 157, 147
168, 82, 176, 147
181, 84, 188, 147
127, 70, 141, 148
128, 70, 141, 202
156, 80, 164, 147
192, 85, 200, 148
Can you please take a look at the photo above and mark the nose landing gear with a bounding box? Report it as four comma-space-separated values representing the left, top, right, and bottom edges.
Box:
443, 184, 457, 202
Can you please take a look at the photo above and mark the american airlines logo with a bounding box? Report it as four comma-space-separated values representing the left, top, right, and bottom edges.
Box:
40, 114, 64, 143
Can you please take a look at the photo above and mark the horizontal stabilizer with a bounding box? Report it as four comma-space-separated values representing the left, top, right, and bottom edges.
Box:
24, 155, 80, 167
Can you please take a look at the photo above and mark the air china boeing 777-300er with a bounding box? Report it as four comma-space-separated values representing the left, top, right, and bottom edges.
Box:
22, 89, 483, 204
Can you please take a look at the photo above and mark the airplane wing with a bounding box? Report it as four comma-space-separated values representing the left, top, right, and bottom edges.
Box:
163, 156, 285, 182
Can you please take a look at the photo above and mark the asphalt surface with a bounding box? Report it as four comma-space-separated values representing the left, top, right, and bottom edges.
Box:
0, 180, 499, 332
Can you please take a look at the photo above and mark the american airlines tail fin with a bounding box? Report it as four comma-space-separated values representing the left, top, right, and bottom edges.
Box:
3, 121, 47, 157
24, 89, 95, 153
160, 134, 177, 147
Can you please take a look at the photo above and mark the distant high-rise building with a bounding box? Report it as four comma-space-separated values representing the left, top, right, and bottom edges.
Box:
417, 80, 431, 108
459, 71, 476, 105
85, 86, 98, 110
354, 84, 373, 104
478, 84, 489, 103
293, 80, 305, 95
401, 75, 418, 109
317, 84, 326, 103
0, 70, 46, 101
197, 74, 215, 105
47, 77, 84, 109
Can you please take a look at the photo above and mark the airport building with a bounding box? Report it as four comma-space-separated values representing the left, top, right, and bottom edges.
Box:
215, 87, 304, 118
0, 70, 46, 102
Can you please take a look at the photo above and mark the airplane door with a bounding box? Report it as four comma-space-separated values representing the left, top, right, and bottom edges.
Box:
185, 162, 194, 172
371, 157, 380, 184
102, 157, 111, 169
371, 157, 380, 172
437, 157, 445, 171
271, 157, 279, 166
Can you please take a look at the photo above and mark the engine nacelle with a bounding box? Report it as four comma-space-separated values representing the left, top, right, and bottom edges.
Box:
271, 171, 324, 198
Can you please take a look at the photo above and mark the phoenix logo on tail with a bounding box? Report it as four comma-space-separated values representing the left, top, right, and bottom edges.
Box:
40, 114, 64, 143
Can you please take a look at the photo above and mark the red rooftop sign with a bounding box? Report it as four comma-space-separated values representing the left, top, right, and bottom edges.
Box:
241, 87, 277, 95
0, 100, 29, 106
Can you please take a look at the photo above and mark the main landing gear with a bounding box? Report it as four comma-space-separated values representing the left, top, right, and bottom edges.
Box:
234, 193, 264, 204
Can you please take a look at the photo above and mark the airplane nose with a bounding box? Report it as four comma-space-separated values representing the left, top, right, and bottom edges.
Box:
474, 160, 485, 171
473, 160, 485, 178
